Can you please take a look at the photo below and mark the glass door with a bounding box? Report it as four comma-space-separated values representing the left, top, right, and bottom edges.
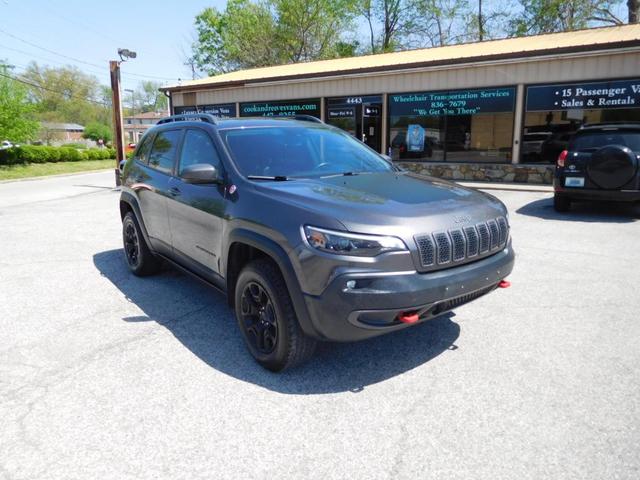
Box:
325, 95, 383, 152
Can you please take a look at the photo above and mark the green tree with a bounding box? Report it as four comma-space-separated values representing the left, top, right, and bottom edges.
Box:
192, 0, 359, 75
629, 0, 639, 22
0, 64, 39, 142
21, 63, 111, 127
135, 81, 168, 113
82, 122, 113, 143
511, 0, 624, 35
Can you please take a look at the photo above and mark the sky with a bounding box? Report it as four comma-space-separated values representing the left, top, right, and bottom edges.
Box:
0, 0, 227, 91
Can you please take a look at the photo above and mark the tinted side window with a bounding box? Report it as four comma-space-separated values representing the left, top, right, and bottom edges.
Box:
135, 134, 153, 164
178, 129, 221, 176
148, 130, 181, 174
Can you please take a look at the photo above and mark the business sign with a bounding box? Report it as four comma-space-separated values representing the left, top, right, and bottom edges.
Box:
173, 103, 236, 118
363, 106, 380, 117
327, 95, 382, 107
239, 99, 321, 118
526, 79, 640, 112
389, 87, 515, 117
328, 107, 355, 119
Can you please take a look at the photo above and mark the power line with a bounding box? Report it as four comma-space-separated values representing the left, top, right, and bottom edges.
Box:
0, 43, 137, 90
0, 28, 180, 82
0, 70, 110, 106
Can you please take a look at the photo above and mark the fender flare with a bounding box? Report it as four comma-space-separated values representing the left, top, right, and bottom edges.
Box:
119, 192, 153, 251
225, 228, 323, 340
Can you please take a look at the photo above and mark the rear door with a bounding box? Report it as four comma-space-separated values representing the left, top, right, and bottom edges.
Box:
166, 127, 227, 275
135, 128, 183, 251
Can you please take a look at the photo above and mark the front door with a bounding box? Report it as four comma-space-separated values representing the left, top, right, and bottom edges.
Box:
166, 127, 227, 276
361, 104, 382, 151
325, 95, 383, 153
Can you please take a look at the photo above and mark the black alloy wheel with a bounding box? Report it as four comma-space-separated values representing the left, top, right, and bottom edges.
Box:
234, 259, 317, 371
121, 211, 162, 276
123, 219, 140, 268
240, 281, 279, 354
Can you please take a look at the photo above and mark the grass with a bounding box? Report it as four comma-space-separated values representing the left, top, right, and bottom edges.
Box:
0, 159, 116, 181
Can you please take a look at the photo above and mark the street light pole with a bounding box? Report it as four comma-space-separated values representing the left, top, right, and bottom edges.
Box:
110, 48, 137, 186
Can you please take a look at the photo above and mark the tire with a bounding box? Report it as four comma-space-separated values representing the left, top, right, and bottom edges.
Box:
234, 258, 317, 372
553, 194, 571, 213
122, 211, 162, 276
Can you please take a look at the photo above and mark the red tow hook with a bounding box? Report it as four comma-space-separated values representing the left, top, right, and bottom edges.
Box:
498, 280, 511, 289
397, 311, 420, 324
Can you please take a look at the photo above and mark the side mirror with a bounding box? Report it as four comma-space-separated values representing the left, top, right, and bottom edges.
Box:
181, 163, 221, 184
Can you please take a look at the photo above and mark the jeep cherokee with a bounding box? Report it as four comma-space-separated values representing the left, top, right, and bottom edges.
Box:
119, 114, 515, 371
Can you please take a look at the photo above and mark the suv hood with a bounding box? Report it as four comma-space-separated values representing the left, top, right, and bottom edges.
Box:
255, 172, 507, 238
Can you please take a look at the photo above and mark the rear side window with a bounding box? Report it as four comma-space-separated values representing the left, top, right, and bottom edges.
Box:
178, 129, 221, 176
134, 134, 153, 164
572, 131, 640, 152
148, 130, 182, 174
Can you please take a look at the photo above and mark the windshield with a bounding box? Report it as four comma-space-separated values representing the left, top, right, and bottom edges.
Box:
220, 125, 394, 178
571, 130, 640, 152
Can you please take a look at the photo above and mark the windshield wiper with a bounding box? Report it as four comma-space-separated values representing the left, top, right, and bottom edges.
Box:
247, 175, 289, 181
320, 171, 361, 178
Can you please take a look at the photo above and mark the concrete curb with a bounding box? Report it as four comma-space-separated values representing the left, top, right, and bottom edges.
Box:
0, 168, 114, 184
457, 181, 553, 193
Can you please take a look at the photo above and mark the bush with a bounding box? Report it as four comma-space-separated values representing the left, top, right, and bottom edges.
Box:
0, 145, 117, 165
63, 142, 87, 149
58, 147, 82, 162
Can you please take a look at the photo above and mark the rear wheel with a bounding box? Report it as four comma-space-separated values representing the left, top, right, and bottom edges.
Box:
122, 211, 162, 276
553, 195, 571, 213
234, 258, 316, 372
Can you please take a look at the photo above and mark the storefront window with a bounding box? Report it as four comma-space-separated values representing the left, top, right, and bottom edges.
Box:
173, 103, 237, 118
239, 99, 320, 118
388, 87, 515, 163
522, 78, 640, 163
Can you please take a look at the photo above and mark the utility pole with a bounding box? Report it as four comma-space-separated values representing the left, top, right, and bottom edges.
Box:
110, 60, 125, 186
110, 48, 137, 186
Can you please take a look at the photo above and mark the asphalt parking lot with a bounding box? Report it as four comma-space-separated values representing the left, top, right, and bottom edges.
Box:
1, 171, 639, 480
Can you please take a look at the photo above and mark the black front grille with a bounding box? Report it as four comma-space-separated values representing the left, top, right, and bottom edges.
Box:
434, 232, 452, 264
415, 216, 509, 271
432, 283, 498, 314
497, 217, 508, 245
488, 219, 499, 250
464, 226, 479, 257
450, 229, 466, 261
415, 235, 435, 266
477, 223, 490, 253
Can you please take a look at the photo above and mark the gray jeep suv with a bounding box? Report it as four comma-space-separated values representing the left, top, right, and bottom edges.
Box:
119, 114, 515, 371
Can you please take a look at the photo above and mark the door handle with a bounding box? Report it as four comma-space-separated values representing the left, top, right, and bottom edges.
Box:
169, 187, 181, 197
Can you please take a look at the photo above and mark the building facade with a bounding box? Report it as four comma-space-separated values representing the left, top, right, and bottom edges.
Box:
162, 25, 640, 184
123, 112, 165, 143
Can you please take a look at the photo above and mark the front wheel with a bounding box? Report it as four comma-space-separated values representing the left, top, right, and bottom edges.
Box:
234, 259, 316, 372
553, 195, 571, 212
122, 212, 162, 276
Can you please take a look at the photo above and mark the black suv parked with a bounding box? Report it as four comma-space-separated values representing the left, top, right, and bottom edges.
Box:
554, 123, 640, 212
119, 114, 514, 371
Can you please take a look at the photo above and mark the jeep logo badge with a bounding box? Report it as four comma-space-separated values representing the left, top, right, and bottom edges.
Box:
454, 215, 471, 224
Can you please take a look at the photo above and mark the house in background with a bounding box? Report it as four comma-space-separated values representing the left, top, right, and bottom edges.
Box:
40, 122, 85, 145
123, 112, 164, 143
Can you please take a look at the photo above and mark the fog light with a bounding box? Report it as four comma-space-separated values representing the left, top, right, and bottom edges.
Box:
346, 280, 356, 289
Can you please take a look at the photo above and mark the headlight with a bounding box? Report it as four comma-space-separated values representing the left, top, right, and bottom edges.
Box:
303, 226, 407, 257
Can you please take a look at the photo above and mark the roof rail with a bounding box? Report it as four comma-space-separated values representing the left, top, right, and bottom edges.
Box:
293, 114, 323, 124
157, 113, 217, 125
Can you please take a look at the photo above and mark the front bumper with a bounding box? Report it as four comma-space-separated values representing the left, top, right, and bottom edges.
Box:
303, 242, 515, 342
